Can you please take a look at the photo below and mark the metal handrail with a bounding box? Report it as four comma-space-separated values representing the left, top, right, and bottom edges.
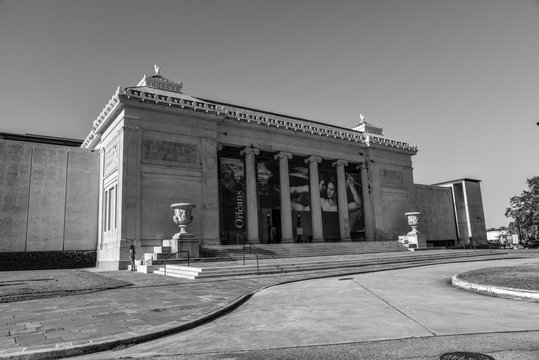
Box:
163, 250, 190, 276
242, 239, 260, 275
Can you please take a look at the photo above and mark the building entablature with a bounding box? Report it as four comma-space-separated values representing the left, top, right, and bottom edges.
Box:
82, 67, 418, 155
216, 142, 367, 168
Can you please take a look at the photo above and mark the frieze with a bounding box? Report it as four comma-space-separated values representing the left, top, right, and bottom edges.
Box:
143, 139, 197, 164
380, 169, 406, 188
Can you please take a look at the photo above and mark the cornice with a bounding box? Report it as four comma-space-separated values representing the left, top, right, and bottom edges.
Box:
367, 134, 417, 153
81, 88, 121, 148
82, 75, 418, 154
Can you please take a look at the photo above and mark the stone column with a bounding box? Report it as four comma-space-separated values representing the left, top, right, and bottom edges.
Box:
305, 156, 323, 242
360, 163, 375, 241
332, 160, 351, 241
241, 147, 260, 243
274, 152, 293, 243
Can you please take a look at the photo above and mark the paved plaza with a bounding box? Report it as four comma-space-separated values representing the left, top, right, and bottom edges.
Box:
1, 251, 539, 359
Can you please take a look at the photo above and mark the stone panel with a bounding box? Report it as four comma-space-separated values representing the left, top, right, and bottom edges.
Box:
380, 168, 406, 188
380, 191, 410, 237
0, 141, 32, 252
64, 151, 99, 250
142, 139, 197, 165
414, 184, 457, 241
104, 141, 119, 176
26, 147, 68, 251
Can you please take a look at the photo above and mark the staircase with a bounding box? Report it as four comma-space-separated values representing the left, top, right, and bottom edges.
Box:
153, 246, 501, 280
200, 241, 408, 260
137, 241, 406, 274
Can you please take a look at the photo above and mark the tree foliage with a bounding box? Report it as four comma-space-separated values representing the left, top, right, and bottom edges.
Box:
505, 176, 539, 242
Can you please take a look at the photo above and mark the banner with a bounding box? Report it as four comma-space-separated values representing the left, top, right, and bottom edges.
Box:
219, 157, 246, 244
346, 172, 364, 233
289, 166, 310, 211
319, 167, 338, 212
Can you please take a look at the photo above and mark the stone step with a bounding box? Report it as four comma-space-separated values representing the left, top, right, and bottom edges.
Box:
154, 250, 498, 280
200, 241, 408, 260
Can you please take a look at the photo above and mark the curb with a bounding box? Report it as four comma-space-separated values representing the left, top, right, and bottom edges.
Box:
451, 274, 539, 302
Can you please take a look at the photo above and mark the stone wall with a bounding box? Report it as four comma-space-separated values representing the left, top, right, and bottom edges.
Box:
414, 184, 457, 243
0, 140, 99, 255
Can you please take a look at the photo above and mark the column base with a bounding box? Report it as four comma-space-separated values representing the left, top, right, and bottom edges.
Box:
312, 237, 324, 243
341, 237, 352, 242
280, 237, 294, 243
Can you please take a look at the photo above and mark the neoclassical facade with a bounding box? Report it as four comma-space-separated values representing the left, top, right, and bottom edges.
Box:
83, 68, 421, 268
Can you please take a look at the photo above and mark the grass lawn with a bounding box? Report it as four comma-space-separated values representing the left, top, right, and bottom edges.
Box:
458, 264, 539, 292
0, 269, 131, 303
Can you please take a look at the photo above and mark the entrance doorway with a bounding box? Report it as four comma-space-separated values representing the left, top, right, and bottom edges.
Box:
258, 209, 281, 244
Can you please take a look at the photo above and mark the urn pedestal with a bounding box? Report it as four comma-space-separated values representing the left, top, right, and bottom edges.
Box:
168, 203, 199, 258
401, 212, 427, 249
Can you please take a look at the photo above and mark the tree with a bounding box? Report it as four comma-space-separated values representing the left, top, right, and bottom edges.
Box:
505, 176, 539, 242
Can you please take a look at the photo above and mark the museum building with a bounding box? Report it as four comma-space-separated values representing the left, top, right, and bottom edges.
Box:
82, 67, 425, 268
0, 67, 487, 270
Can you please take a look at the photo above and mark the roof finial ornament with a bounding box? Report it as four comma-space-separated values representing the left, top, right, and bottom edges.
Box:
154, 64, 161, 76
359, 113, 365, 122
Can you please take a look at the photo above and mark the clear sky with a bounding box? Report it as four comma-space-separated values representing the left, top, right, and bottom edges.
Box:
1, 0, 538, 229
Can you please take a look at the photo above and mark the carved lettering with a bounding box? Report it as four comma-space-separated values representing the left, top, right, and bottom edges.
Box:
143, 139, 197, 164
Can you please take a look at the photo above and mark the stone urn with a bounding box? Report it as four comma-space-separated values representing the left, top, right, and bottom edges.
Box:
405, 212, 421, 235
171, 203, 196, 239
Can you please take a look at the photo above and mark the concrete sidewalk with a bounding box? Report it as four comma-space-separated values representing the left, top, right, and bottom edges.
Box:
85, 256, 539, 360
0, 250, 531, 360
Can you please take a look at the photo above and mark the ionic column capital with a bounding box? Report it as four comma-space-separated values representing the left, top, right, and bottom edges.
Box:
274, 151, 292, 161
332, 159, 348, 168
217, 142, 223, 151
304, 155, 322, 165
240, 147, 260, 157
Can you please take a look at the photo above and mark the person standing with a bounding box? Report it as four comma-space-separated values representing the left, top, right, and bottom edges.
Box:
129, 245, 136, 272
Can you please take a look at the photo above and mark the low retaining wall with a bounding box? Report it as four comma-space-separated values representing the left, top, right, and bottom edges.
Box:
0, 251, 96, 271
